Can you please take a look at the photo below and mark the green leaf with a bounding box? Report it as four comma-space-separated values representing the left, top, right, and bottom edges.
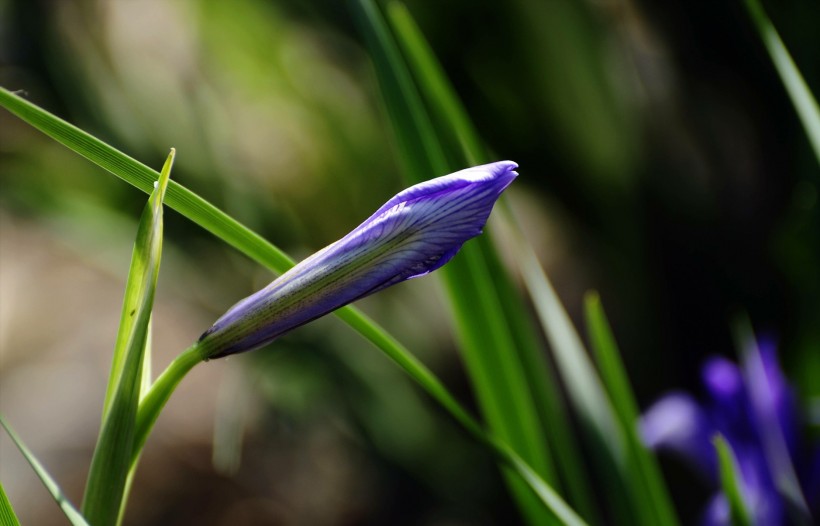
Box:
102, 156, 171, 416
0, 416, 90, 526
81, 150, 174, 526
0, 87, 295, 275
585, 292, 679, 526
0, 482, 21, 526
384, 4, 602, 521
384, 1, 484, 166
515, 239, 622, 459
332, 308, 587, 526
351, 2, 566, 524
713, 434, 752, 526
744, 0, 820, 164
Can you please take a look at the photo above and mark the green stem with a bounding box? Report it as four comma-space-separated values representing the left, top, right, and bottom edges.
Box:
131, 344, 203, 467
335, 307, 588, 526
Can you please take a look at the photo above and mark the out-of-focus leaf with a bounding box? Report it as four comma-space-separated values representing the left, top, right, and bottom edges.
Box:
515, 241, 622, 459
0, 87, 295, 274
385, 3, 601, 522
81, 150, 173, 526
713, 434, 752, 526
585, 292, 679, 526
351, 2, 563, 524
0, 416, 90, 526
744, 0, 820, 164
385, 1, 484, 165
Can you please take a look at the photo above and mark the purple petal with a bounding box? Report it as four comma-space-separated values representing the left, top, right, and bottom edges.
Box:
197, 161, 517, 358
640, 392, 715, 476
742, 337, 809, 518
702, 356, 756, 445
701, 493, 730, 526
754, 339, 797, 451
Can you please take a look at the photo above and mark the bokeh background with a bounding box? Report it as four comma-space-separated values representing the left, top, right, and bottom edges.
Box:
1, 0, 818, 524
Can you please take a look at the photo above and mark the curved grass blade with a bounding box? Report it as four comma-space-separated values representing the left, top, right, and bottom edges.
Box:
328, 308, 588, 526
385, 4, 601, 521
514, 237, 622, 460
102, 172, 167, 416
351, 2, 561, 523
0, 482, 21, 526
0, 87, 295, 275
744, 0, 820, 164
713, 434, 752, 526
81, 150, 174, 526
585, 292, 679, 526
0, 85, 582, 524
0, 416, 90, 526
384, 1, 484, 166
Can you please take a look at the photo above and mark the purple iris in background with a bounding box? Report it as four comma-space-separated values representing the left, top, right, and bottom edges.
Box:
641, 339, 819, 525
197, 161, 517, 359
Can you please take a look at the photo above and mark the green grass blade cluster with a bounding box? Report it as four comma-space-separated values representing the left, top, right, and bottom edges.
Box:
80, 151, 174, 526
510, 230, 650, 524
388, 9, 682, 518
0, 482, 21, 526
351, 1, 570, 524
384, 5, 604, 521
353, 1, 553, 523
0, 417, 90, 526
713, 435, 752, 526
744, 0, 820, 164
335, 308, 586, 526
585, 293, 678, 525
517, 245, 622, 455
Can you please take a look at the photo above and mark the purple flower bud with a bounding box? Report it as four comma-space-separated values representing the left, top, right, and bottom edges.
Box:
197, 161, 518, 359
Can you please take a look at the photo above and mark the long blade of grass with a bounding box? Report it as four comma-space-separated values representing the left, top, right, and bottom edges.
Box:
0, 417, 90, 526
713, 434, 752, 526
514, 237, 622, 458
129, 307, 588, 526
508, 222, 642, 524
0, 482, 21, 526
584, 292, 679, 526
0, 87, 295, 274
744, 0, 820, 164
384, 5, 602, 521
81, 150, 174, 526
384, 1, 484, 166
102, 182, 165, 416
329, 308, 587, 526
351, 2, 562, 524
0, 85, 583, 524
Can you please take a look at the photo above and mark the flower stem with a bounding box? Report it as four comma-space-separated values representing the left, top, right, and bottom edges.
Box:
131, 344, 203, 467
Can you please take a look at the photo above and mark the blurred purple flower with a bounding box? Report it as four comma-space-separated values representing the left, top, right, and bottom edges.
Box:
197, 161, 518, 359
640, 339, 818, 525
